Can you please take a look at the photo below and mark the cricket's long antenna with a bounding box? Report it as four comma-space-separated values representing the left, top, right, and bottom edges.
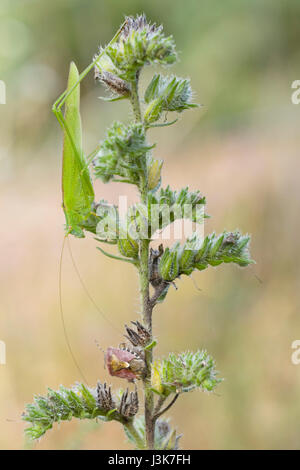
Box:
252, 269, 263, 284
52, 19, 128, 119
59, 236, 89, 384
66, 237, 122, 334
254, 274, 263, 283
190, 275, 202, 292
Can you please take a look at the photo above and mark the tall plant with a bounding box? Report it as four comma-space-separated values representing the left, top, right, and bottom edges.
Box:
23, 15, 253, 450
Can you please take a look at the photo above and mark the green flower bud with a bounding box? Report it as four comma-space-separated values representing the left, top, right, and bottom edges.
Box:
159, 247, 179, 281
151, 362, 164, 395
148, 158, 163, 191
178, 234, 202, 275
94, 50, 120, 75
210, 233, 224, 258
118, 237, 139, 259
148, 186, 206, 237
144, 98, 163, 124
23, 383, 124, 440
194, 235, 210, 263
144, 74, 160, 103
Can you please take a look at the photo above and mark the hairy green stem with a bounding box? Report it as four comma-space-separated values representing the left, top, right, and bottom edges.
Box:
123, 420, 145, 450
153, 393, 179, 420
96, 246, 138, 265
130, 72, 142, 122
140, 236, 154, 449
130, 71, 155, 450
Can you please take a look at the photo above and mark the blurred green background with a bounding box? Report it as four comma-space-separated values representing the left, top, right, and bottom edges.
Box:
1, 0, 300, 449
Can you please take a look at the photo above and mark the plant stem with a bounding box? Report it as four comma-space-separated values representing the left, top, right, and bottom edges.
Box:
153, 393, 179, 420
130, 71, 155, 450
130, 72, 142, 122
140, 236, 154, 449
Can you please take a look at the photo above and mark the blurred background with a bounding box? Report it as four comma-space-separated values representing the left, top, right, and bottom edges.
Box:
1, 0, 300, 449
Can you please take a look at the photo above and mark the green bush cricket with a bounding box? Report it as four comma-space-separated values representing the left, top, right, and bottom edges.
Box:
52, 20, 127, 238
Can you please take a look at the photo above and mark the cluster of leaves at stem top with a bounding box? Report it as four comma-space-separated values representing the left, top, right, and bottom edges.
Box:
95, 14, 177, 83
93, 122, 153, 186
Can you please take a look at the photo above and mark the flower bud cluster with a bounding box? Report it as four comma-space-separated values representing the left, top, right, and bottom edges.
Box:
158, 231, 253, 283
144, 74, 197, 124
96, 15, 177, 82
93, 121, 153, 185
152, 350, 221, 396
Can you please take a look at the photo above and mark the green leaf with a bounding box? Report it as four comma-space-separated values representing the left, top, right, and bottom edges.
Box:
101, 15, 177, 81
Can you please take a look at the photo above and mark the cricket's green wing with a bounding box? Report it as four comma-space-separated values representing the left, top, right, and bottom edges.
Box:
62, 62, 95, 238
